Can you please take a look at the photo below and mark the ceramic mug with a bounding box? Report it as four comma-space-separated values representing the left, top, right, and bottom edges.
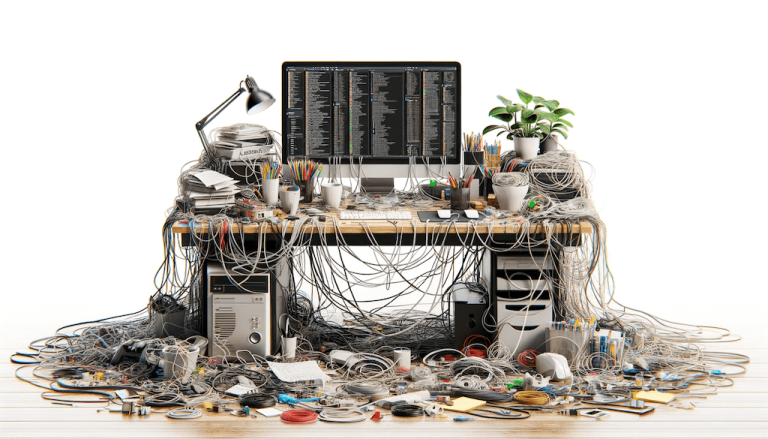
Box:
280, 187, 300, 215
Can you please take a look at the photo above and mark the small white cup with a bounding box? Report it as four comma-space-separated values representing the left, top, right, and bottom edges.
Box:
262, 178, 279, 206
321, 183, 343, 209
282, 336, 297, 359
280, 188, 300, 215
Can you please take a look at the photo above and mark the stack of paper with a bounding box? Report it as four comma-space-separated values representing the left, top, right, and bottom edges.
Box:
184, 170, 239, 208
213, 125, 275, 160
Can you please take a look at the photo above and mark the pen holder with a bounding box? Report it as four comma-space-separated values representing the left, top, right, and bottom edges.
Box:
262, 178, 279, 205
296, 180, 315, 203
450, 187, 470, 210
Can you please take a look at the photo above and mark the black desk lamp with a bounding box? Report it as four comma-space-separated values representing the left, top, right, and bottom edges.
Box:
195, 76, 275, 154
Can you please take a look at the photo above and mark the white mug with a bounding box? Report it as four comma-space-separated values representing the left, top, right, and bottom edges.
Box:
280, 188, 300, 215
262, 178, 279, 205
321, 183, 343, 209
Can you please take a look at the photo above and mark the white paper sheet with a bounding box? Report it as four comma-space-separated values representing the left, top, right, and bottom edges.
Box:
267, 361, 331, 383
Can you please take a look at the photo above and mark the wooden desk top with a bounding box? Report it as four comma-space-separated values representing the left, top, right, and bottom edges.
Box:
171, 204, 593, 235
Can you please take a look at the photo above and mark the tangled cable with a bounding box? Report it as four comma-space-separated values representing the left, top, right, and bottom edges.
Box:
492, 172, 529, 187
281, 409, 319, 424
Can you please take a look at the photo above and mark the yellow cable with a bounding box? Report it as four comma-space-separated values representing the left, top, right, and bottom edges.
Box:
513, 391, 550, 405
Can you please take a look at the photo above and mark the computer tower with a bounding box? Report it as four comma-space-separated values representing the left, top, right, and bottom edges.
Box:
492, 253, 554, 358
206, 263, 271, 358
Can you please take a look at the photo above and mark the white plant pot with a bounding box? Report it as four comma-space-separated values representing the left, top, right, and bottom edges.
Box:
514, 136, 539, 160
493, 184, 529, 214
540, 135, 559, 153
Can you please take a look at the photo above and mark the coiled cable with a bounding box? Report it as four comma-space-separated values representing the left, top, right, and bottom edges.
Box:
280, 409, 318, 424
239, 392, 277, 408
390, 404, 425, 417
166, 407, 202, 419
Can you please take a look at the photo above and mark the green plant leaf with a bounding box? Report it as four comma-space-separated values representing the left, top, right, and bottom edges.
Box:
489, 107, 514, 122
553, 128, 569, 139
542, 100, 560, 112
553, 122, 570, 131
489, 107, 507, 116
554, 108, 575, 117
557, 119, 573, 128
482, 124, 506, 135
534, 104, 545, 110
506, 104, 524, 113
521, 108, 539, 124
539, 124, 552, 135
497, 95, 514, 107
538, 112, 556, 123
506, 133, 514, 140
533, 96, 544, 104
517, 89, 533, 105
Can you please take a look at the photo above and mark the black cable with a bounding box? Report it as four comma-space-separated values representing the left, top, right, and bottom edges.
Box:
239, 392, 277, 408
452, 387, 516, 402
390, 404, 425, 417
467, 408, 531, 420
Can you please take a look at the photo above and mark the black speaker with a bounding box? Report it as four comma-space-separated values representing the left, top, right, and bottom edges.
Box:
454, 302, 493, 351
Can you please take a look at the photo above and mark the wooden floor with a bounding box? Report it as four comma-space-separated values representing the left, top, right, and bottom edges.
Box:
2, 324, 767, 439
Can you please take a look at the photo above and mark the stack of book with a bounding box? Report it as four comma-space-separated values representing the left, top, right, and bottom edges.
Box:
184, 170, 239, 209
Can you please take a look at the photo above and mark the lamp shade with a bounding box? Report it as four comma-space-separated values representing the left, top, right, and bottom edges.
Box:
245, 76, 275, 115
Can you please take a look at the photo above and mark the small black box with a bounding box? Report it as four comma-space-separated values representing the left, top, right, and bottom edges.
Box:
454, 302, 493, 351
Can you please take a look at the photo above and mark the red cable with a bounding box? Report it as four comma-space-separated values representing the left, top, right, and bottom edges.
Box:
518, 349, 539, 368
464, 347, 487, 358
280, 409, 318, 424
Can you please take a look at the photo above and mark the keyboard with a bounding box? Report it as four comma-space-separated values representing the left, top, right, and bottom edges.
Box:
339, 211, 413, 220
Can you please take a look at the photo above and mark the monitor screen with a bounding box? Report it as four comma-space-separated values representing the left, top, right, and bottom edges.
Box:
281, 61, 461, 165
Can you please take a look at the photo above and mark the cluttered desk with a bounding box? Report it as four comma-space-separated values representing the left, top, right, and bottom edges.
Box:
12, 60, 747, 425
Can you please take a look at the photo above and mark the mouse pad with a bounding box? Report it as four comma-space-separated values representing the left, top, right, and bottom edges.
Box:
417, 210, 486, 223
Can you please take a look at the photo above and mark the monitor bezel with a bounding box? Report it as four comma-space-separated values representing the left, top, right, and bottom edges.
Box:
281, 61, 461, 165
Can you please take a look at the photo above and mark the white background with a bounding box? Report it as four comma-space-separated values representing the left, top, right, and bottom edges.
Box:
2, 1, 767, 331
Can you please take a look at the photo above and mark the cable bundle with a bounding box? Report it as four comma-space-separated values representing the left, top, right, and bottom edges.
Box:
513, 391, 550, 405
390, 404, 426, 417
492, 172, 529, 187
518, 350, 538, 368
239, 392, 277, 408
166, 407, 202, 419
280, 409, 319, 424
318, 409, 367, 423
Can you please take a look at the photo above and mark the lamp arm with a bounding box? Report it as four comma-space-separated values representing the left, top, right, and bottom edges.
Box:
195, 85, 246, 154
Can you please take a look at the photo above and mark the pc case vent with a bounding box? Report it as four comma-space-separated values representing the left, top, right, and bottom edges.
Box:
214, 313, 236, 340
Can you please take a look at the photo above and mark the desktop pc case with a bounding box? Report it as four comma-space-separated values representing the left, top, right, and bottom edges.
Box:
206, 263, 272, 359
487, 251, 554, 357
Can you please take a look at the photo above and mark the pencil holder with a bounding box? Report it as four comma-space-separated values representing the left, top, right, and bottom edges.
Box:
296, 179, 315, 203
262, 178, 279, 205
450, 187, 470, 210
485, 151, 500, 169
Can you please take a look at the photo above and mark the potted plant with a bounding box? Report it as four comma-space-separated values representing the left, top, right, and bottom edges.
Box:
483, 89, 574, 159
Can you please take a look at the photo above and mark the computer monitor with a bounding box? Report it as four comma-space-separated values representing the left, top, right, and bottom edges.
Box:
281, 61, 462, 179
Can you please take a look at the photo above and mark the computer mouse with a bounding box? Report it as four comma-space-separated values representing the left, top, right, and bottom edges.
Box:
535, 353, 572, 381
437, 209, 451, 219
464, 209, 479, 219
